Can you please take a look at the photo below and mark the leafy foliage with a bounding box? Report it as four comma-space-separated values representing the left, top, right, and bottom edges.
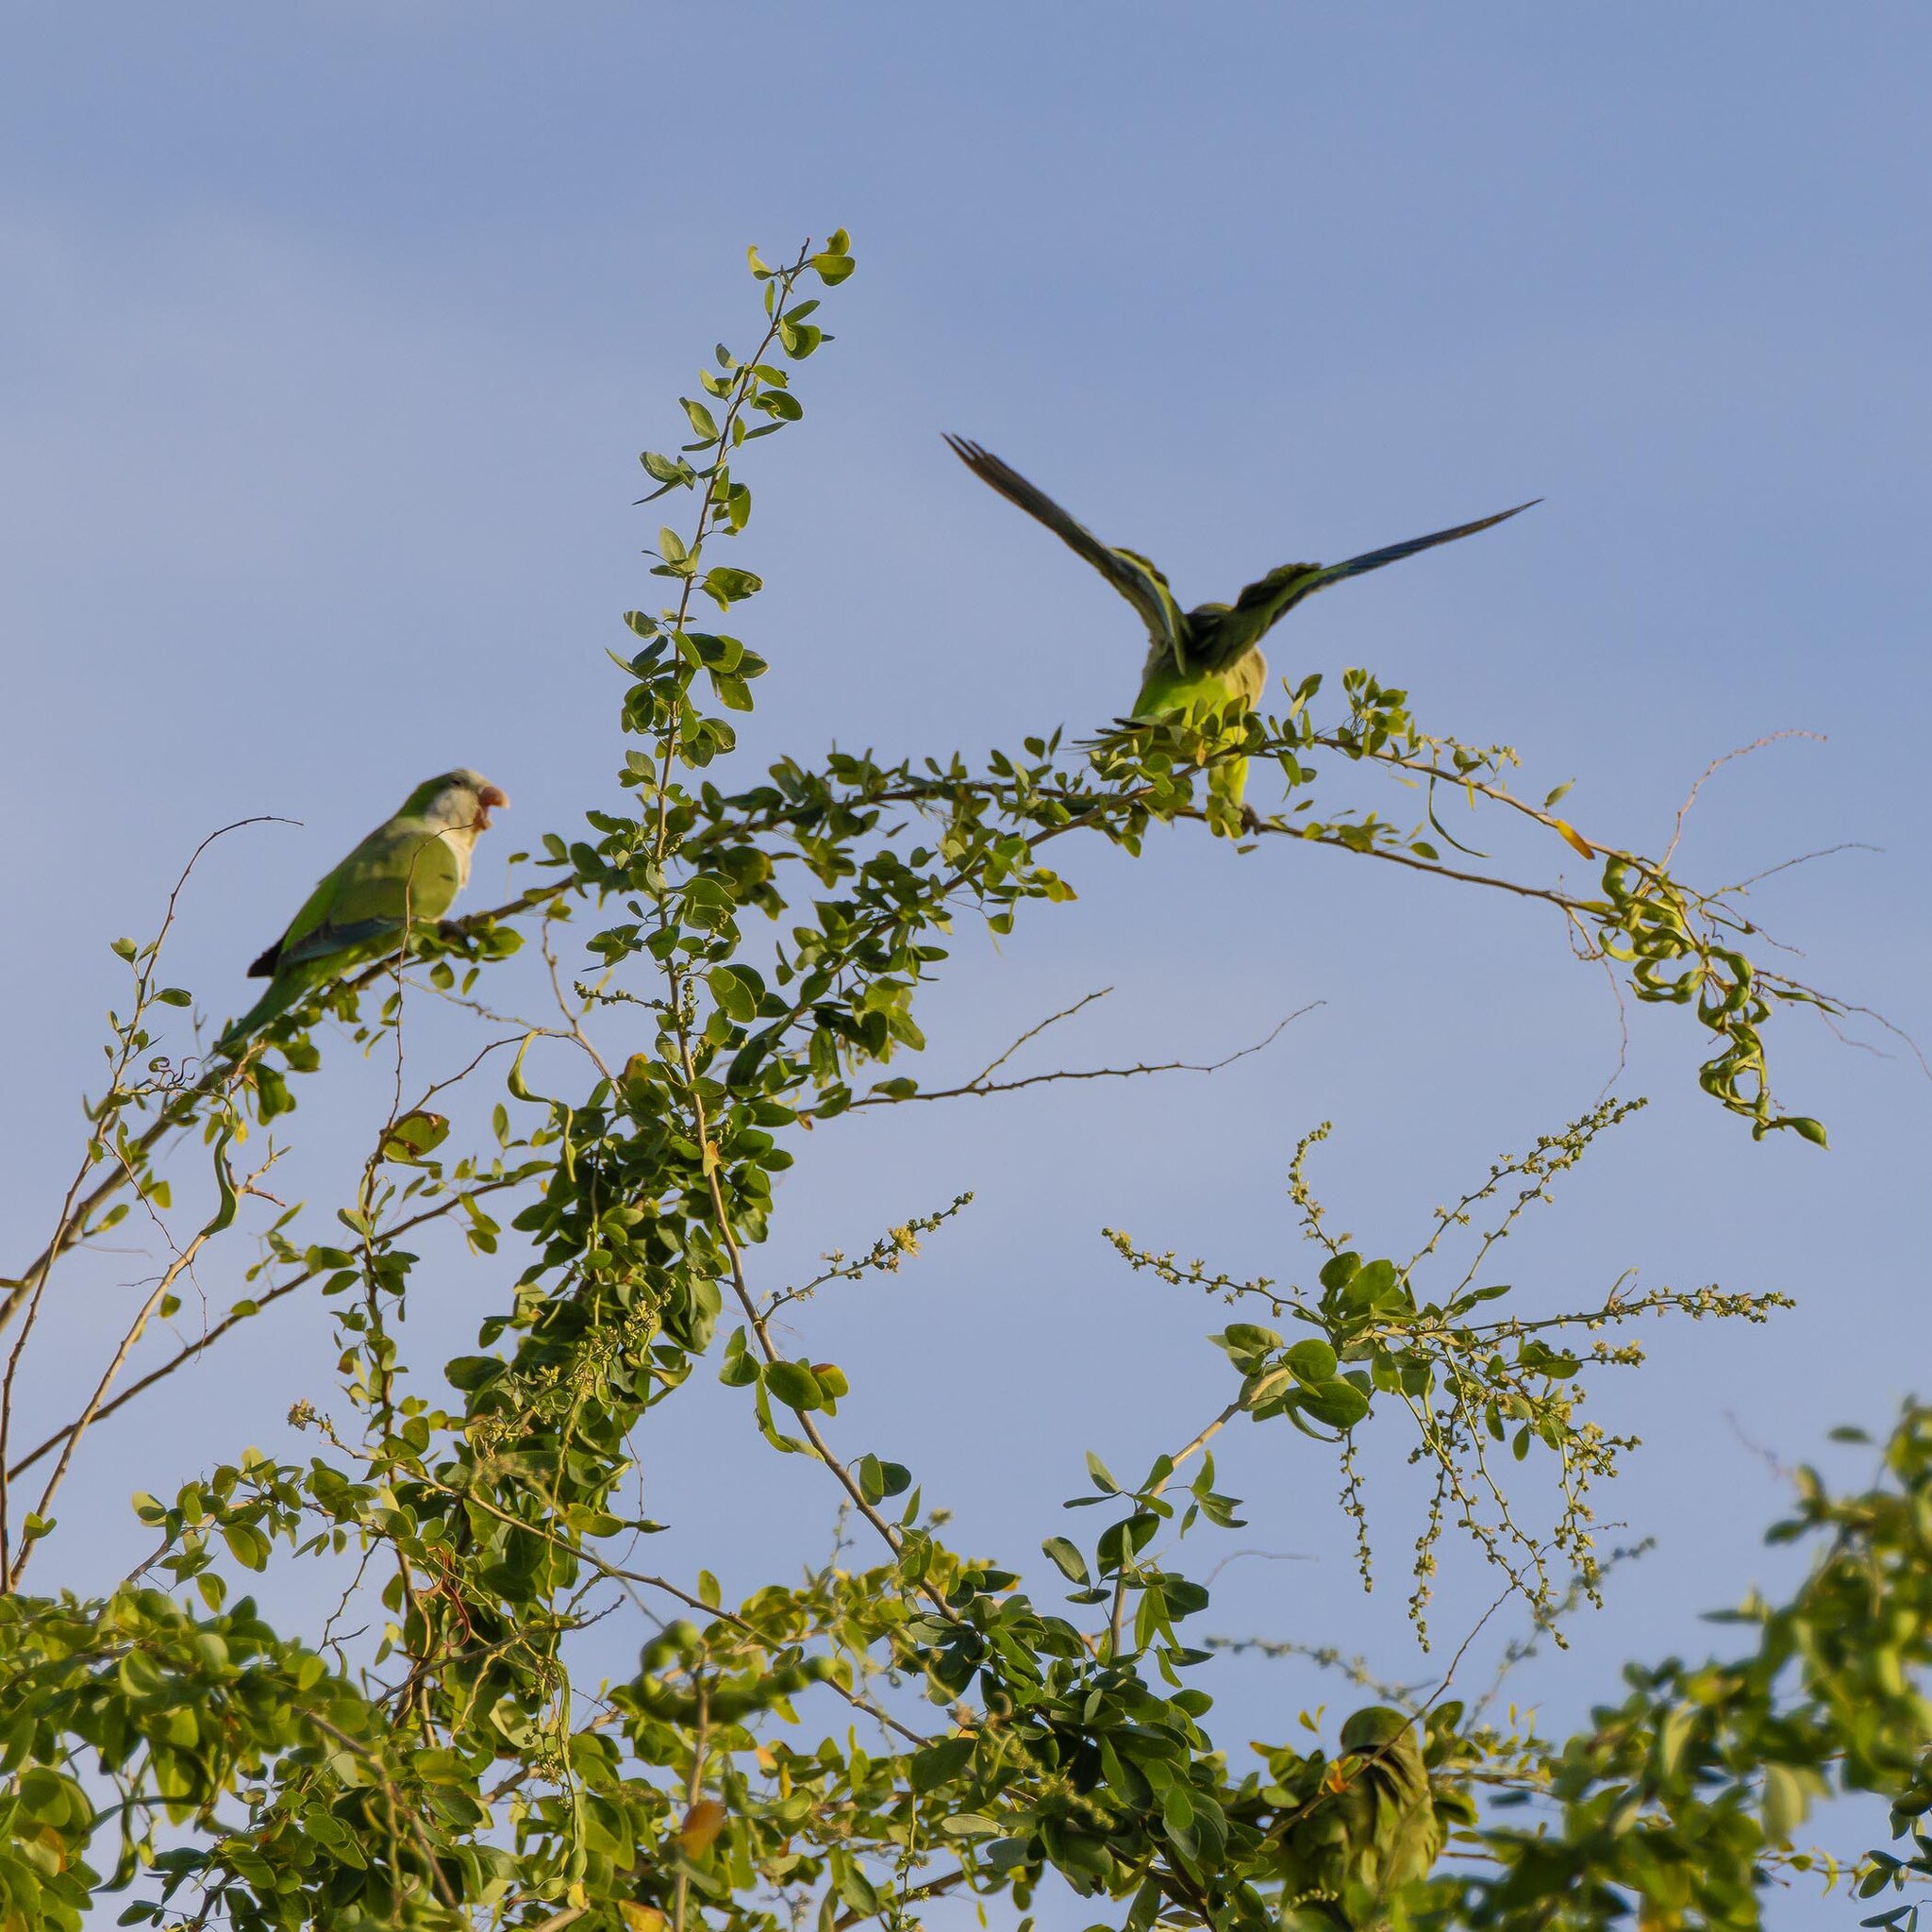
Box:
0, 236, 1920, 1932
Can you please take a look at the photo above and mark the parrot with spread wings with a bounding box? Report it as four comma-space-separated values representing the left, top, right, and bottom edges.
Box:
219, 768, 507, 1052
944, 435, 1534, 817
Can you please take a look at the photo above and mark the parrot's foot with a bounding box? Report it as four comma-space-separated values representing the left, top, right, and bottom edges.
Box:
1239, 804, 1263, 836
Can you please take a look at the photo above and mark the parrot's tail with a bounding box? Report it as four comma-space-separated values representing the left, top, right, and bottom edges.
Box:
216, 975, 304, 1058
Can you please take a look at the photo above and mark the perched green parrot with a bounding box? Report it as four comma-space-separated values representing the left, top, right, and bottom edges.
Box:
1279, 1707, 1445, 1927
944, 435, 1535, 817
219, 769, 508, 1052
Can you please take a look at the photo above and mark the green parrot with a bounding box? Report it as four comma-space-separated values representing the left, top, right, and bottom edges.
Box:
1279, 1707, 1445, 1927
944, 435, 1535, 818
219, 769, 508, 1052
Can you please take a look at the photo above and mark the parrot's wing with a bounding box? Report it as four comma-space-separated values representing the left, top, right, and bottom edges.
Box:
1206, 499, 1541, 662
1302, 498, 1540, 592
248, 870, 339, 977
944, 435, 1184, 661
267, 821, 463, 972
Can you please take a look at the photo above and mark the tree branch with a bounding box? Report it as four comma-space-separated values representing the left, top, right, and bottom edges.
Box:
822, 1003, 1320, 1119
5, 1179, 520, 1483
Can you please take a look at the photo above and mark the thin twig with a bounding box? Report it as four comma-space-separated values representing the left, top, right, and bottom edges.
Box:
968, 988, 1112, 1084
831, 1866, 969, 1931
826, 1005, 1319, 1117
1728, 841, 1879, 892
1202, 1547, 1316, 1586
1661, 730, 1824, 867
1815, 1000, 1932, 1082
1423, 1582, 1516, 1716
0, 878, 566, 1336
0, 1164, 89, 1586
1108, 1402, 1242, 1658
6, 1179, 522, 1482
9, 1164, 261, 1587
0, 817, 300, 1339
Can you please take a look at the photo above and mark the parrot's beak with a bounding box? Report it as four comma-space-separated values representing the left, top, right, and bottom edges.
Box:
476, 784, 508, 827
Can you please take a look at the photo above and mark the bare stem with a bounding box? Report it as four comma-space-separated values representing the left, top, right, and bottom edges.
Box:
9, 1202, 234, 1587
6, 1180, 521, 1484
817, 1004, 1318, 1118
1107, 1401, 1241, 1658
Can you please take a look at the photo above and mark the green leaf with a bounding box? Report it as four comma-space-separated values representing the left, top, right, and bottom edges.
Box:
1346, 1257, 1402, 1309
719, 1330, 759, 1387
689, 630, 743, 670
682, 397, 720, 442
936, 1813, 1000, 1840
909, 1737, 974, 1791
765, 1359, 825, 1412
857, 1455, 911, 1503
1303, 1380, 1372, 1430
701, 566, 763, 611
1761, 1761, 1809, 1842
199, 1128, 240, 1237
831, 1852, 877, 1917
221, 1521, 271, 1572
380, 1110, 450, 1163
777, 316, 824, 358
754, 388, 804, 423
1041, 1537, 1091, 1585
1242, 1367, 1293, 1410
445, 1355, 508, 1392
1285, 1339, 1339, 1382
1220, 1323, 1283, 1354
254, 1063, 293, 1120
708, 966, 760, 1024
1318, 1251, 1360, 1292
1160, 1782, 1197, 1857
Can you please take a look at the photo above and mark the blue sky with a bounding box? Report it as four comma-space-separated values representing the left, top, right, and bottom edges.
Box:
4, 2, 1929, 1901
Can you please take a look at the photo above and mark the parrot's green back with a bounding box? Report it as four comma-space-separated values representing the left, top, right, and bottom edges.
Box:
1132, 646, 1270, 813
